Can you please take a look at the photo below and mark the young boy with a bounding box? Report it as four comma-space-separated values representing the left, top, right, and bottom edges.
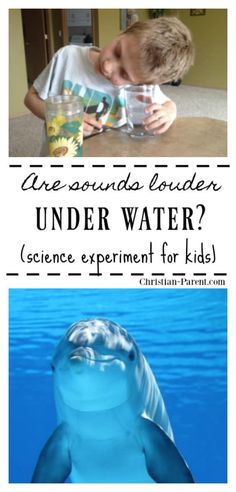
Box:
24, 16, 194, 150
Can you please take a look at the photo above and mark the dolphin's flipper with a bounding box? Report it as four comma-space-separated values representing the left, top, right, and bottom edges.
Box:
139, 417, 194, 483
32, 424, 71, 483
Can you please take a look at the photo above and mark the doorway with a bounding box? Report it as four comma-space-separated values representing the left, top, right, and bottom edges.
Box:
64, 9, 94, 46
21, 9, 98, 87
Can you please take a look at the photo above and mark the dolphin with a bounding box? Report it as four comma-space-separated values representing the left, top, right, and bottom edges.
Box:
32, 318, 194, 483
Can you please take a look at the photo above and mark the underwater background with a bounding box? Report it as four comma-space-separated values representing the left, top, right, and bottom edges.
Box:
9, 288, 227, 483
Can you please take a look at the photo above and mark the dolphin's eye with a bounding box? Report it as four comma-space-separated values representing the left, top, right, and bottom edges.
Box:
128, 350, 135, 361
50, 363, 55, 372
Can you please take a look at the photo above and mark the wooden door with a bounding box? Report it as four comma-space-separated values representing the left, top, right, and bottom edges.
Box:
21, 9, 50, 86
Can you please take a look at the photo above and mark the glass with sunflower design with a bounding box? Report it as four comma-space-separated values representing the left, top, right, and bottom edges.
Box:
45, 95, 83, 157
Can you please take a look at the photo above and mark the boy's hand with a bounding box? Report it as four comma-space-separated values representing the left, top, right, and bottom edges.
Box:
83, 114, 103, 137
143, 100, 177, 135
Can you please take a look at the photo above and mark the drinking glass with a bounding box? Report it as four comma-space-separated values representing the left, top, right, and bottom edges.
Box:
124, 85, 155, 137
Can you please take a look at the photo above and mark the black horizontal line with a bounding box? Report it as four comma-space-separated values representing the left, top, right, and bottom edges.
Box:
6, 273, 19, 276
131, 273, 143, 276
154, 164, 168, 168
71, 164, 84, 168
113, 165, 126, 168
214, 273, 227, 276
134, 165, 147, 168
175, 165, 189, 168
50, 164, 64, 168
110, 273, 123, 276
193, 273, 207, 276
151, 273, 165, 276
29, 164, 43, 168
196, 165, 210, 168
9, 164, 22, 168
89, 273, 102, 276
172, 273, 186, 276
26, 273, 40, 276
68, 273, 82, 276
92, 165, 105, 168
217, 165, 230, 168
47, 273, 61, 276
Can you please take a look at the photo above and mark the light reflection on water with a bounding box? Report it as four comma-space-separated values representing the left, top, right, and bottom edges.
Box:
9, 288, 227, 483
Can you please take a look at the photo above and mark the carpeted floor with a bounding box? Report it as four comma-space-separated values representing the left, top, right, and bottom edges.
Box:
9, 113, 44, 157
163, 84, 227, 121
9, 84, 227, 157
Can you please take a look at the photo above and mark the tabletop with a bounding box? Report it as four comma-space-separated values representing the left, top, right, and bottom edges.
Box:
84, 117, 227, 158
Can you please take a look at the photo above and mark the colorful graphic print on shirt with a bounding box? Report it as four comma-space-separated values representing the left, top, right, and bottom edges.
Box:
62, 79, 125, 126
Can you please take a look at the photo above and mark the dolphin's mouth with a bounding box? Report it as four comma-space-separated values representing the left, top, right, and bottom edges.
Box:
69, 348, 118, 364
70, 353, 116, 363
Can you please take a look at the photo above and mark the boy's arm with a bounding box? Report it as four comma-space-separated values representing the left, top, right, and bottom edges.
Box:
138, 417, 194, 483
24, 86, 46, 120
24, 86, 102, 136
31, 424, 71, 483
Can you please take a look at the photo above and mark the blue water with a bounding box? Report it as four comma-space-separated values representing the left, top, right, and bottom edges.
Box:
9, 288, 227, 483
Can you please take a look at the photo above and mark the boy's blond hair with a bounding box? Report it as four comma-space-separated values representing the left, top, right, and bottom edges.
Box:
124, 17, 194, 84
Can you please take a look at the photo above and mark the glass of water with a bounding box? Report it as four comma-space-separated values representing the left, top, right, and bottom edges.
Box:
124, 85, 155, 137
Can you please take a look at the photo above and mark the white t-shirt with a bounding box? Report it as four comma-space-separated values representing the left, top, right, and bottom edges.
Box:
33, 45, 170, 154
